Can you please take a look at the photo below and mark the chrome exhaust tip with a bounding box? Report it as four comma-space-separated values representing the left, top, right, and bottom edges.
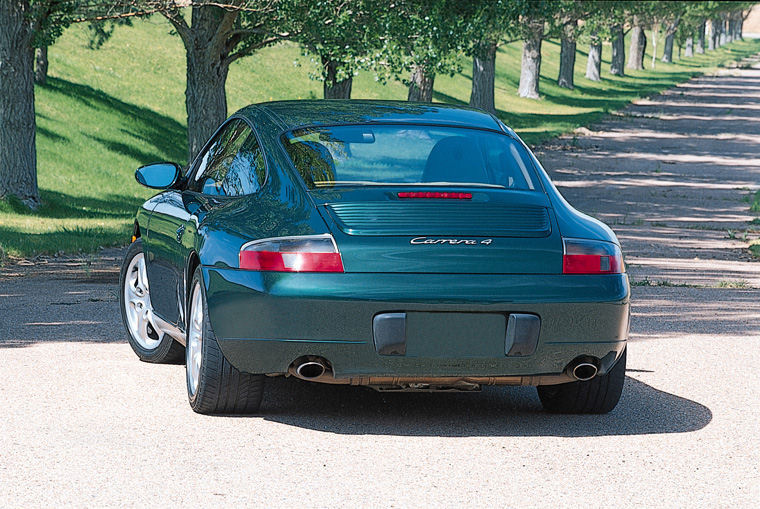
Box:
296, 361, 326, 379
572, 362, 598, 381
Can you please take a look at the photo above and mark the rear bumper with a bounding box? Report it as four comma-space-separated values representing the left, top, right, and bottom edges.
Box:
203, 268, 629, 381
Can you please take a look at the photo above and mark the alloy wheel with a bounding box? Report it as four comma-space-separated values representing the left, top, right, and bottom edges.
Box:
123, 253, 163, 350
186, 282, 203, 397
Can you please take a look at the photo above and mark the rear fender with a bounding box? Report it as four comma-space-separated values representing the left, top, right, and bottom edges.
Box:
525, 147, 619, 244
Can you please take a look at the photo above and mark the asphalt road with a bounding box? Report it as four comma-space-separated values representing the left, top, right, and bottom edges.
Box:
2, 64, 759, 507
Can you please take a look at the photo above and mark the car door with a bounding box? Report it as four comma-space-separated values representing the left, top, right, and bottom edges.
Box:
144, 118, 258, 327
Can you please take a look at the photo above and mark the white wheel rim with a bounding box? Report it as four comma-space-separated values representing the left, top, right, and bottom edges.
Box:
123, 253, 164, 350
186, 282, 203, 397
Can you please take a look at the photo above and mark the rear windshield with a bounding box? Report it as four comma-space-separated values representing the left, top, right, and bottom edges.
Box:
282, 125, 538, 190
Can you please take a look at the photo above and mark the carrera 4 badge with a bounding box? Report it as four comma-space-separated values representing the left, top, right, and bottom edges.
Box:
410, 237, 493, 246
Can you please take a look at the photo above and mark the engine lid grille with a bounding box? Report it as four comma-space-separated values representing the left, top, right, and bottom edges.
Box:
325, 202, 551, 237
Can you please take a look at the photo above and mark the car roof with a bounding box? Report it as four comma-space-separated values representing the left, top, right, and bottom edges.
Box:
241, 100, 503, 131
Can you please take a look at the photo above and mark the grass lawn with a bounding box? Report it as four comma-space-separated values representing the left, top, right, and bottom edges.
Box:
2, 16, 760, 260
749, 190, 760, 214
749, 190, 760, 259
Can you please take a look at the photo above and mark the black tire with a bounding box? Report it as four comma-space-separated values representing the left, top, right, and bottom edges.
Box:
186, 267, 264, 414
119, 239, 184, 363
537, 348, 626, 414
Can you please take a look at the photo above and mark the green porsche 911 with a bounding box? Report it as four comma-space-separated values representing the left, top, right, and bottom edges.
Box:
120, 100, 629, 415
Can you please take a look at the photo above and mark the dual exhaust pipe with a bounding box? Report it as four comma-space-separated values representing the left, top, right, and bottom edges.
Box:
292, 356, 599, 384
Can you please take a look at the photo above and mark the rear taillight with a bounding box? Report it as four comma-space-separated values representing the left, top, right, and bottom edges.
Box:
239, 234, 344, 272
562, 238, 624, 274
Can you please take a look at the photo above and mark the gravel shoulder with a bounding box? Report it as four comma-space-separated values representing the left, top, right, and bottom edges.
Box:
2, 63, 760, 507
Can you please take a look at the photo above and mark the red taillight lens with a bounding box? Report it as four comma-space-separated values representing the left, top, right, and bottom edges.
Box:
562, 238, 624, 274
239, 235, 344, 273
397, 192, 472, 199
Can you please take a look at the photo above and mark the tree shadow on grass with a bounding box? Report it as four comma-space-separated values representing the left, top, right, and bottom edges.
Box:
257, 375, 711, 437
432, 72, 704, 138
499, 108, 607, 133
0, 190, 142, 256
538, 72, 705, 110
430, 89, 607, 144
37, 125, 69, 144
41, 76, 187, 164
432, 89, 467, 106
86, 134, 166, 166
0, 222, 130, 256
3, 191, 144, 220
677, 44, 760, 68
2, 77, 179, 255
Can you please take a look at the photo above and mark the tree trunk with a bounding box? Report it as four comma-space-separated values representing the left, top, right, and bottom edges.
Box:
182, 7, 233, 164
696, 21, 705, 54
469, 42, 497, 113
738, 12, 744, 40
662, 21, 679, 63
518, 18, 543, 99
322, 58, 352, 99
185, 46, 229, 164
719, 18, 727, 46
585, 35, 602, 81
407, 65, 434, 102
726, 18, 734, 43
733, 11, 743, 40
34, 45, 48, 85
627, 20, 646, 70
708, 20, 716, 50
684, 37, 693, 58
610, 25, 625, 76
557, 19, 577, 89
712, 19, 721, 49
0, 0, 39, 208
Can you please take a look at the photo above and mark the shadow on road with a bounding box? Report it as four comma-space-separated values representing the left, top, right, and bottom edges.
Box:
258, 375, 711, 437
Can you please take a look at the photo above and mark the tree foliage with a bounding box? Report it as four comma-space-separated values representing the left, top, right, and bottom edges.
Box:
281, 0, 383, 98
4, 0, 760, 208
375, 0, 467, 97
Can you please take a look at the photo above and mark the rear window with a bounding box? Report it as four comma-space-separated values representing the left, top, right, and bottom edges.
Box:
282, 125, 538, 190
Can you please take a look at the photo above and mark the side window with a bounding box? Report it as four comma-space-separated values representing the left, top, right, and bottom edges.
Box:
189, 119, 250, 196
222, 132, 266, 196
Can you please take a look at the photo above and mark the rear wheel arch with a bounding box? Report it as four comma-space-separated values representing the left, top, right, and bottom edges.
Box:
184, 251, 201, 319
186, 266, 264, 414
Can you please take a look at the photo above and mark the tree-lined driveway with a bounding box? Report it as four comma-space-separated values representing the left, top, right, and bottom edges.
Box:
1, 62, 759, 506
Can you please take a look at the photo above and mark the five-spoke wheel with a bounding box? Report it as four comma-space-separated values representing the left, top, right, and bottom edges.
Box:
123, 251, 163, 350
119, 239, 184, 363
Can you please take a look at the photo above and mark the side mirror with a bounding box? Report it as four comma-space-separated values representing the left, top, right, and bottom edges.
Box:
135, 162, 182, 189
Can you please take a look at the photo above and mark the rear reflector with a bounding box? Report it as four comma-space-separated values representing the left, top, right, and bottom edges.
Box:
239, 234, 344, 273
397, 192, 472, 199
562, 238, 624, 274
